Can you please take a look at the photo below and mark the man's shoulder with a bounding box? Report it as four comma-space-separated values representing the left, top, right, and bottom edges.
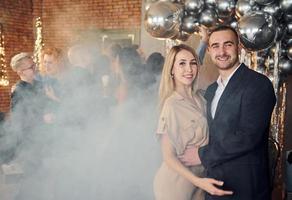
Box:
244, 65, 273, 85
205, 81, 218, 94
13, 81, 28, 93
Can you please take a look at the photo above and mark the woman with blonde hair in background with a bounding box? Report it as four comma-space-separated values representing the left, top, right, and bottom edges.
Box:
154, 44, 233, 200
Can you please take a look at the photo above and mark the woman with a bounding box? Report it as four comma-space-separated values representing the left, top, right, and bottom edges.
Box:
40, 47, 67, 102
153, 44, 232, 200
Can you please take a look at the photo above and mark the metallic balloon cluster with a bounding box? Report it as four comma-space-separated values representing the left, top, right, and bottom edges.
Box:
0, 23, 9, 87
144, 0, 292, 75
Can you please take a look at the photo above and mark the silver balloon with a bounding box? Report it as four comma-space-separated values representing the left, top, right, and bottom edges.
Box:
279, 56, 292, 74
144, 1, 183, 39
221, 17, 238, 29
287, 44, 292, 60
258, 48, 270, 57
235, 0, 260, 19
161, 0, 183, 3
145, 0, 158, 10
184, 0, 205, 15
262, 2, 283, 20
237, 11, 277, 51
287, 23, 292, 36
265, 58, 274, 70
284, 14, 292, 22
275, 23, 287, 41
205, 0, 216, 8
283, 37, 292, 47
280, 0, 292, 14
256, 64, 267, 74
257, 55, 267, 65
199, 8, 218, 28
216, 0, 236, 20
174, 31, 191, 41
255, 0, 275, 5
182, 15, 200, 34
269, 46, 287, 56
229, 18, 238, 29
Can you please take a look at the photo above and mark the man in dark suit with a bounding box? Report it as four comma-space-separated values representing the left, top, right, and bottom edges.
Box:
179, 25, 276, 199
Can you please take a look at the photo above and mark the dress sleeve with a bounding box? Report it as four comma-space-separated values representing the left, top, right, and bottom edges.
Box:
156, 102, 169, 135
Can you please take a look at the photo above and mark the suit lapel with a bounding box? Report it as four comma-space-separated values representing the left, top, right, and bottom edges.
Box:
204, 82, 218, 125
213, 64, 247, 120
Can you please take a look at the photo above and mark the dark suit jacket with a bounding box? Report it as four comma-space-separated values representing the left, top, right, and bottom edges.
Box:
199, 64, 276, 200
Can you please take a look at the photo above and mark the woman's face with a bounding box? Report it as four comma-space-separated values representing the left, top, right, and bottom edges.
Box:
43, 54, 59, 76
171, 49, 198, 89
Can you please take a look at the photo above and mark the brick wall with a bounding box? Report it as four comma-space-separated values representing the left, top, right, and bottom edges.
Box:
42, 0, 142, 49
0, 0, 142, 113
0, 0, 34, 113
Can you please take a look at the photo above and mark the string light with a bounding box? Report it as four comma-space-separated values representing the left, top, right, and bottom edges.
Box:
0, 23, 9, 86
33, 17, 44, 70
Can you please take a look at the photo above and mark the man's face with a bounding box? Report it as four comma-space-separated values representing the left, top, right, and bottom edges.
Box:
17, 58, 36, 82
208, 30, 240, 71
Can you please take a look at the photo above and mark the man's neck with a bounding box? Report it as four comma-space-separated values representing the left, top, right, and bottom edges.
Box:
20, 77, 34, 84
219, 62, 240, 81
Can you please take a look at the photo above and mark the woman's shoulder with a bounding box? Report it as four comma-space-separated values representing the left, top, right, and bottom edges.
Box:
164, 92, 182, 105
160, 92, 178, 113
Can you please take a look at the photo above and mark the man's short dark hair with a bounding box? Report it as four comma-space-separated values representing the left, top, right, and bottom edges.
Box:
209, 25, 239, 43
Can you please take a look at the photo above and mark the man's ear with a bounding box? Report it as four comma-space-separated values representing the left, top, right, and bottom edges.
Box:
238, 42, 243, 52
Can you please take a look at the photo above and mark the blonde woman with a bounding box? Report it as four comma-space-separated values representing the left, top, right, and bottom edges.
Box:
153, 44, 233, 200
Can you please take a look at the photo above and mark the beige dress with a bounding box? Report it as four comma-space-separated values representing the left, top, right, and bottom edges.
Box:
154, 91, 209, 200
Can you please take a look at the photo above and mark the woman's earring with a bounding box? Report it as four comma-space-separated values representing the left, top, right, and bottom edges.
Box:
171, 74, 174, 79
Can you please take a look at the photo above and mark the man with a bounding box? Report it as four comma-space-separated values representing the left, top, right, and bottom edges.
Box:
179, 25, 276, 199
10, 52, 54, 132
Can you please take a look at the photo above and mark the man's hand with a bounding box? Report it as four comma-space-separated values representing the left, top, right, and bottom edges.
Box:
178, 144, 201, 166
198, 178, 233, 196
43, 113, 54, 124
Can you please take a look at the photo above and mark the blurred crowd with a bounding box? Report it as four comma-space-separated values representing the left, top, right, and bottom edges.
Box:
0, 42, 166, 162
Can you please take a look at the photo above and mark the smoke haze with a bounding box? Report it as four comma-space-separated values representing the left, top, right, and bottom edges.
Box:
0, 46, 161, 200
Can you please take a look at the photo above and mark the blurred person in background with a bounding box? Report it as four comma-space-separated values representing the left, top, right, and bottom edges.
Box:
8, 52, 55, 161
40, 47, 67, 102
10, 52, 54, 125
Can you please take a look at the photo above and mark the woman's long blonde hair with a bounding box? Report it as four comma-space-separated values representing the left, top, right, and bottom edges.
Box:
158, 44, 200, 111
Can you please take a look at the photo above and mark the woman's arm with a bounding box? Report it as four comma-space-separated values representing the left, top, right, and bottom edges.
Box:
161, 134, 233, 196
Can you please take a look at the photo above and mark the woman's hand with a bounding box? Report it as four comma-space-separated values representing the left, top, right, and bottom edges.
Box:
197, 178, 233, 196
45, 86, 60, 102
198, 26, 209, 43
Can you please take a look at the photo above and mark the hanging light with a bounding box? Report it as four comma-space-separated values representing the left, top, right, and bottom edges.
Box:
0, 23, 9, 86
33, 17, 44, 70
